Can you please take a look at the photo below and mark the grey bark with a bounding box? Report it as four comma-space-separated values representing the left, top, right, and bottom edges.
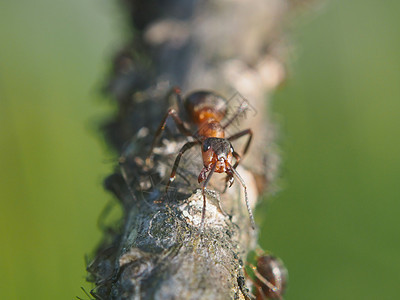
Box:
87, 0, 311, 299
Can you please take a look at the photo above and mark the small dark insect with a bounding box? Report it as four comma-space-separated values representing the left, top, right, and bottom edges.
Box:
148, 88, 254, 231
249, 254, 288, 300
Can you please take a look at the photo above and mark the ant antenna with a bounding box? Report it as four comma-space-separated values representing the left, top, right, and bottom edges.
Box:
228, 163, 256, 229
200, 162, 217, 232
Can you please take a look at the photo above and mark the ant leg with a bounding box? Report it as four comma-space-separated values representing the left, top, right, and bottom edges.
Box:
171, 86, 185, 114
232, 150, 241, 169
119, 159, 139, 206
146, 108, 194, 163
200, 162, 217, 232
200, 167, 228, 217
227, 162, 256, 229
222, 151, 240, 193
78, 287, 92, 300
165, 141, 200, 192
251, 265, 282, 300
245, 262, 277, 300
198, 167, 208, 184
227, 129, 253, 157
224, 129, 252, 191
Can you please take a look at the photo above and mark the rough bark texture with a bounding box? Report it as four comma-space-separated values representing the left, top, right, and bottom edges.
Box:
87, 0, 312, 299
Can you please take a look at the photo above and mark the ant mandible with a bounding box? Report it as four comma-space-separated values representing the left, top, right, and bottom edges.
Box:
147, 87, 255, 231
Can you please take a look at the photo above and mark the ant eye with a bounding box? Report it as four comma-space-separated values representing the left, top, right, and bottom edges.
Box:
203, 142, 211, 152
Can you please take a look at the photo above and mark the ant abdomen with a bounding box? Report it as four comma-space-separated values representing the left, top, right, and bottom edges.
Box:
184, 91, 228, 124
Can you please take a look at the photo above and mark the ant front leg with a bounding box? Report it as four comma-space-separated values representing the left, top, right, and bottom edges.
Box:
222, 151, 240, 193
198, 163, 217, 232
198, 166, 209, 184
146, 108, 193, 163
165, 141, 200, 193
227, 129, 253, 157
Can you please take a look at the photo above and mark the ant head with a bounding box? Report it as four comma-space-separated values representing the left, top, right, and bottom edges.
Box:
201, 138, 233, 172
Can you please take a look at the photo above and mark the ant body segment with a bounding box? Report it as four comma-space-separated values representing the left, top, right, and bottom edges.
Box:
148, 88, 255, 231
248, 253, 288, 300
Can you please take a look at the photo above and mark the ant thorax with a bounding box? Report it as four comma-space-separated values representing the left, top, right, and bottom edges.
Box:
197, 118, 225, 139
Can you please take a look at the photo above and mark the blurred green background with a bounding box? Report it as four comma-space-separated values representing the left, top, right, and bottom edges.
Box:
0, 1, 124, 299
1, 0, 399, 299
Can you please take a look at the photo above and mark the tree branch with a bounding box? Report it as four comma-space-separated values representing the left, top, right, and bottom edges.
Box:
87, 0, 308, 298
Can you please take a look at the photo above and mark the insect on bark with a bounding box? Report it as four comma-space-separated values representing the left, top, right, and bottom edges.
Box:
250, 253, 288, 300
147, 88, 255, 231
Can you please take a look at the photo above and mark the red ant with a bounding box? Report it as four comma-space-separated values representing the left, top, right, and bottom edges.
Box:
247, 252, 288, 300
147, 88, 255, 231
